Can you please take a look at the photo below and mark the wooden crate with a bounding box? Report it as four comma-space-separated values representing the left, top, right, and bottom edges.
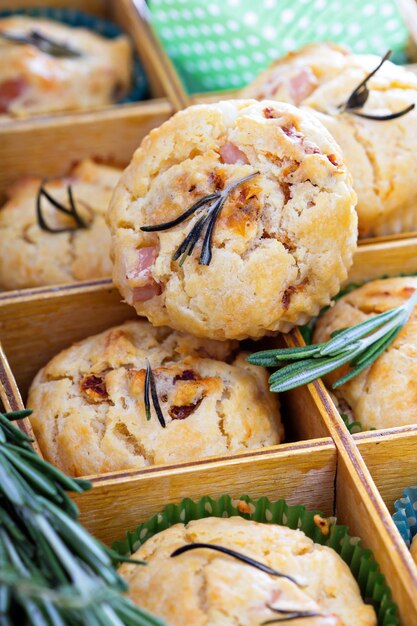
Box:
1, 2, 417, 624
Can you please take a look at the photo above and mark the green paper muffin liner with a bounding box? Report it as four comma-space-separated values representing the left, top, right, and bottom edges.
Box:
0, 7, 149, 103
113, 494, 398, 626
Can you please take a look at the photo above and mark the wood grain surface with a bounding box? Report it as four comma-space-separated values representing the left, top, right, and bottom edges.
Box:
73, 440, 337, 545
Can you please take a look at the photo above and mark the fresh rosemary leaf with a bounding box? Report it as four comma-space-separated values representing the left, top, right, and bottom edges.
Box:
269, 348, 362, 393
40, 499, 112, 567
0, 30, 82, 59
141, 171, 259, 266
250, 287, 417, 394
171, 543, 304, 586
0, 509, 25, 543
246, 353, 282, 367
333, 325, 403, 388
351, 323, 402, 367
107, 552, 146, 567
1, 446, 58, 499
0, 456, 25, 506
249, 344, 322, 367
6, 444, 89, 496
0, 413, 33, 443
2, 409, 32, 421
0, 411, 167, 625
319, 306, 401, 356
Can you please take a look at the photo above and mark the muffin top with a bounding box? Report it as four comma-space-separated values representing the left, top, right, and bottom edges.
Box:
313, 277, 417, 430
0, 159, 122, 289
242, 43, 417, 237
108, 99, 357, 340
0, 15, 131, 117
27, 320, 282, 476
119, 516, 376, 626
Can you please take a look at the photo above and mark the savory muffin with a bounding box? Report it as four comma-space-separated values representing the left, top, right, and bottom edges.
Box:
313, 277, 417, 430
119, 516, 376, 626
27, 320, 282, 476
0, 15, 131, 118
242, 43, 417, 237
108, 99, 357, 340
0, 159, 121, 289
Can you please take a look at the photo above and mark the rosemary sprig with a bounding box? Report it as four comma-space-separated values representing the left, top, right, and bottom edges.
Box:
340, 50, 415, 120
171, 543, 304, 586
248, 287, 417, 393
261, 607, 325, 624
36, 184, 89, 234
144, 360, 166, 428
0, 409, 165, 625
141, 171, 259, 266
0, 29, 82, 58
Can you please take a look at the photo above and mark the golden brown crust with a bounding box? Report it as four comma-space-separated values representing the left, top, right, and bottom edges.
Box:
119, 516, 376, 626
108, 99, 357, 340
243, 43, 417, 237
0, 16, 131, 118
0, 159, 122, 289
313, 277, 417, 430
27, 321, 283, 476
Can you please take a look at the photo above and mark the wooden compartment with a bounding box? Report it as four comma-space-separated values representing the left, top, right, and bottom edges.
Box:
0, 281, 336, 459
356, 428, 417, 513
289, 236, 417, 439
74, 440, 337, 545
0, 0, 177, 201
2, 239, 417, 621
71, 423, 414, 625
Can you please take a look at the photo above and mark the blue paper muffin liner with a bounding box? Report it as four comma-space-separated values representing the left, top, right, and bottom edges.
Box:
0, 7, 149, 103
393, 485, 417, 547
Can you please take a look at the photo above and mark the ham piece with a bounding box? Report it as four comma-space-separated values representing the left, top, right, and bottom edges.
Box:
288, 67, 316, 104
132, 282, 161, 302
220, 141, 249, 165
126, 246, 161, 302
0, 78, 27, 113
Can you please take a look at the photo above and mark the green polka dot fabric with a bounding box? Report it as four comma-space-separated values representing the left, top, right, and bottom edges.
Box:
148, 0, 409, 94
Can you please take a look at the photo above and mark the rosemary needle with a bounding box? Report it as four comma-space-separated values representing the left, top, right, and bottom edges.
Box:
339, 50, 415, 121
36, 184, 89, 234
144, 360, 166, 428
0, 409, 166, 625
141, 171, 259, 266
0, 29, 82, 58
248, 288, 417, 393
261, 606, 326, 624
171, 543, 304, 587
